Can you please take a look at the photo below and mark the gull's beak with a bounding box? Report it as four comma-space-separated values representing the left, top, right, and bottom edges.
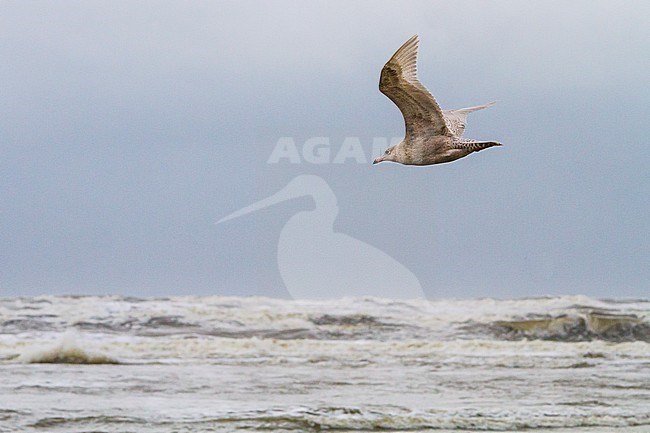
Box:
373, 156, 384, 165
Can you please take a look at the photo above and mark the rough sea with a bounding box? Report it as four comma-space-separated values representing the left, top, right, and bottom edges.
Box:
1, 295, 649, 433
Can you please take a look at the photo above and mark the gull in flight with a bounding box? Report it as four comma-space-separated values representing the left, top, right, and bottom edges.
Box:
374, 35, 502, 166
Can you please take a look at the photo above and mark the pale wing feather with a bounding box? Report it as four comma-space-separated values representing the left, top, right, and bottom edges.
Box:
443, 101, 496, 137
379, 35, 451, 138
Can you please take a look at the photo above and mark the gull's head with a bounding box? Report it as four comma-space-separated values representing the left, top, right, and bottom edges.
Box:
373, 145, 397, 164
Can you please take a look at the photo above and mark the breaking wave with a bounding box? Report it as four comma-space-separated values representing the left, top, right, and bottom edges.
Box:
1, 295, 649, 344
16, 330, 119, 365
488, 311, 650, 342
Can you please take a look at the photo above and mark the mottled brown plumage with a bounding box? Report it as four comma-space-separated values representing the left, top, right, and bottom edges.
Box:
374, 35, 502, 166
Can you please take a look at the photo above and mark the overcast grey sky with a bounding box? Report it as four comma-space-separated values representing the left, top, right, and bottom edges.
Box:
1, 1, 648, 298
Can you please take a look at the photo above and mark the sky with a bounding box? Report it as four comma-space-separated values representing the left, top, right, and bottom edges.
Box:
1, 1, 648, 299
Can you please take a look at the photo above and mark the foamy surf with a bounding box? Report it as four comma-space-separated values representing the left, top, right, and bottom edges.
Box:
0, 295, 648, 432
15, 330, 119, 364
491, 311, 650, 342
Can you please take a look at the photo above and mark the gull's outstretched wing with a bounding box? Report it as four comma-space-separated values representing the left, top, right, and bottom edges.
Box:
379, 35, 451, 138
443, 101, 496, 137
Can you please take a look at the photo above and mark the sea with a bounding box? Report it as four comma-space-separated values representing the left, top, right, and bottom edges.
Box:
0, 295, 649, 433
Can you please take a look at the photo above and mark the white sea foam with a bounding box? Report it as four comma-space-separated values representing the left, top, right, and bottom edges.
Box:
1, 295, 647, 337
15, 329, 118, 364
1, 295, 649, 432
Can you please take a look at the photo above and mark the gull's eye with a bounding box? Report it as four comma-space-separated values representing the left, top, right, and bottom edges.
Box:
384, 149, 390, 155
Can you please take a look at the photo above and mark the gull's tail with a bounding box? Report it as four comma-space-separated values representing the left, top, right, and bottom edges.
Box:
452, 138, 503, 152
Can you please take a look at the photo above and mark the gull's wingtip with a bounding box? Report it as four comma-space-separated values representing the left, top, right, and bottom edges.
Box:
406, 34, 419, 46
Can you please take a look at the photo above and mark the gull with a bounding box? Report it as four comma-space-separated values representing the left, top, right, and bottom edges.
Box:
374, 35, 502, 166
